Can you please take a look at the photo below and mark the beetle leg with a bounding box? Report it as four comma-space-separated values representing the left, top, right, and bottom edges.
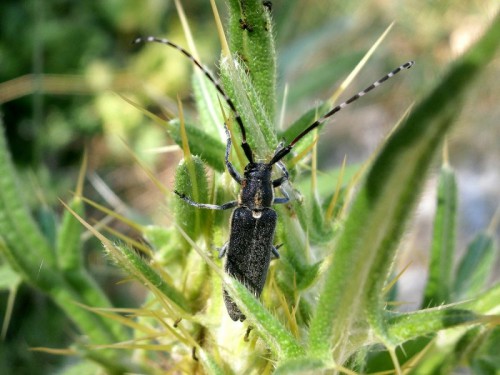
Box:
273, 197, 289, 204
271, 243, 283, 259
174, 191, 238, 210
272, 159, 289, 187
273, 184, 290, 205
218, 242, 228, 258
224, 124, 243, 184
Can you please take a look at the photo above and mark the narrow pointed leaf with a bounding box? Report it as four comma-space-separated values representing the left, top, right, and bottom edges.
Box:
174, 156, 210, 247
114, 244, 192, 313
454, 232, 497, 300
226, 0, 276, 120
169, 119, 225, 171
56, 197, 86, 272
192, 71, 224, 138
423, 164, 458, 307
0, 123, 55, 289
56, 197, 124, 339
386, 308, 478, 343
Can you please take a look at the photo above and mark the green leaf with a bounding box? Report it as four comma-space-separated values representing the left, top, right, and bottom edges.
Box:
56, 197, 85, 272
308, 193, 335, 244
461, 281, 500, 314
0, 162, 125, 343
401, 285, 500, 374
192, 62, 225, 137
423, 164, 458, 307
471, 327, 500, 374
220, 52, 275, 158
197, 347, 227, 375
169, 119, 226, 172
0, 122, 56, 290
277, 213, 313, 287
386, 308, 478, 343
143, 225, 180, 263
173, 156, 210, 248
114, 244, 192, 313
0, 121, 128, 348
385, 283, 500, 346
56, 196, 125, 340
226, 0, 276, 121
403, 323, 498, 375
453, 232, 497, 300
36, 206, 58, 247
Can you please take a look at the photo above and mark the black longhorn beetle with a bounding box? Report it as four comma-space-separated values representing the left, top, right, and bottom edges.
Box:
134, 36, 414, 322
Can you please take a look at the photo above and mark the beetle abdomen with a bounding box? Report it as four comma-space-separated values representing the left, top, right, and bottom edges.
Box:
224, 207, 277, 321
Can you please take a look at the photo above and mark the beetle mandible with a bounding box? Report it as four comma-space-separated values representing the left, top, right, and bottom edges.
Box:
134, 36, 414, 321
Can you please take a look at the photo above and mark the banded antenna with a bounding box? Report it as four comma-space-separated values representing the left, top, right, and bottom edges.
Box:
134, 36, 414, 166
134, 36, 255, 163
269, 60, 414, 164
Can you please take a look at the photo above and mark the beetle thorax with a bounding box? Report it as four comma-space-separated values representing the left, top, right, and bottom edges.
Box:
239, 163, 274, 210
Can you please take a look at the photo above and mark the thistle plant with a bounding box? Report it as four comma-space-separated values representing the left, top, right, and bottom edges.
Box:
0, 1, 499, 374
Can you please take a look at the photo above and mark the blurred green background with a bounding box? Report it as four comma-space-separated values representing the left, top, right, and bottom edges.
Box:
0, 0, 498, 373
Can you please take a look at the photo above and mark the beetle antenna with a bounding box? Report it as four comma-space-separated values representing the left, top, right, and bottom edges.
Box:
270, 61, 414, 164
134, 36, 254, 163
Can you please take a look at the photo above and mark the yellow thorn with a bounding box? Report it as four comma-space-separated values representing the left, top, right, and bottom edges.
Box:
328, 22, 395, 105
210, 0, 230, 59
